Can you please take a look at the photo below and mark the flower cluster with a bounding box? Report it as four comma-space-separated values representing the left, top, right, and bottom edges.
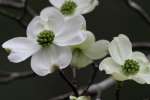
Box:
2, 0, 150, 99
99, 34, 150, 84
2, 0, 150, 86
2, 0, 108, 77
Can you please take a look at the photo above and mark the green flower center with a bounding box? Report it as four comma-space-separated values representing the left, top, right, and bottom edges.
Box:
37, 30, 55, 48
60, 1, 77, 16
73, 48, 82, 53
122, 59, 140, 76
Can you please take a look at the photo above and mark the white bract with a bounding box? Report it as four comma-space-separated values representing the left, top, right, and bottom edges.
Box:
2, 7, 87, 76
70, 96, 91, 100
99, 34, 150, 84
49, 0, 99, 17
71, 31, 109, 68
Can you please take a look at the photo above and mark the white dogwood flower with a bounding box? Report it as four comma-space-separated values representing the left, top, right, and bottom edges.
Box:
99, 34, 150, 84
71, 31, 109, 68
49, 0, 99, 16
70, 96, 91, 100
2, 7, 87, 76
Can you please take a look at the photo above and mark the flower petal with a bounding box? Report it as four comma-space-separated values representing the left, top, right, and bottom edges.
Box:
76, 0, 99, 14
54, 15, 87, 46
99, 57, 128, 81
112, 73, 128, 81
84, 40, 109, 60
78, 96, 91, 100
31, 45, 72, 76
109, 34, 132, 65
132, 51, 149, 63
40, 7, 64, 33
99, 57, 121, 74
70, 96, 77, 100
70, 96, 91, 100
2, 37, 40, 63
133, 74, 150, 84
54, 30, 87, 46
71, 50, 92, 69
58, 15, 86, 34
27, 16, 45, 40
49, 0, 65, 8
73, 31, 95, 50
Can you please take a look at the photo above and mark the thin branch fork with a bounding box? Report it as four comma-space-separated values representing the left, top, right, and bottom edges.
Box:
50, 77, 116, 100
0, 0, 36, 28
0, 0, 36, 16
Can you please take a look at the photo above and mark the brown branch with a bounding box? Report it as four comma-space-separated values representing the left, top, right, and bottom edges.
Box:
59, 70, 79, 97
0, 70, 36, 83
133, 42, 150, 48
49, 41, 150, 100
0, 0, 36, 17
82, 62, 99, 95
49, 77, 116, 100
0, 0, 25, 8
124, 0, 150, 25
0, 0, 37, 28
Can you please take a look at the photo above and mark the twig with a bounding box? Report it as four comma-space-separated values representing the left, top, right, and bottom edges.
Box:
18, 0, 29, 28
59, 70, 79, 97
0, 0, 25, 8
0, 10, 27, 28
0, 0, 36, 17
88, 77, 116, 92
115, 88, 120, 100
27, 6, 37, 17
0, 0, 37, 28
124, 0, 150, 25
133, 42, 150, 48
144, 98, 150, 100
71, 66, 78, 89
0, 70, 36, 83
82, 62, 98, 95
115, 81, 122, 100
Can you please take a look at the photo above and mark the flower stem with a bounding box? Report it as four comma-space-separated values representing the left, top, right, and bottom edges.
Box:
71, 66, 78, 89
82, 62, 98, 95
58, 70, 79, 97
115, 81, 123, 100
124, 0, 150, 25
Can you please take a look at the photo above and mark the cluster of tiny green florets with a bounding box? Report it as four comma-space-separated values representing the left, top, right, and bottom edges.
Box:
122, 59, 140, 76
37, 30, 55, 48
60, 1, 77, 15
73, 48, 82, 53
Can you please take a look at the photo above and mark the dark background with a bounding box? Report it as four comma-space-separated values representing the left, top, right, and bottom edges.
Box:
0, 0, 150, 100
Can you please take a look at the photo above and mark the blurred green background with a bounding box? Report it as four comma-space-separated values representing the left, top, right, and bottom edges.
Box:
0, 0, 150, 100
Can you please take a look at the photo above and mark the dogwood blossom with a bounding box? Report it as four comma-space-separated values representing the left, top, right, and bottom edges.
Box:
70, 96, 91, 100
99, 34, 150, 84
71, 31, 109, 68
2, 7, 87, 76
49, 0, 99, 16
